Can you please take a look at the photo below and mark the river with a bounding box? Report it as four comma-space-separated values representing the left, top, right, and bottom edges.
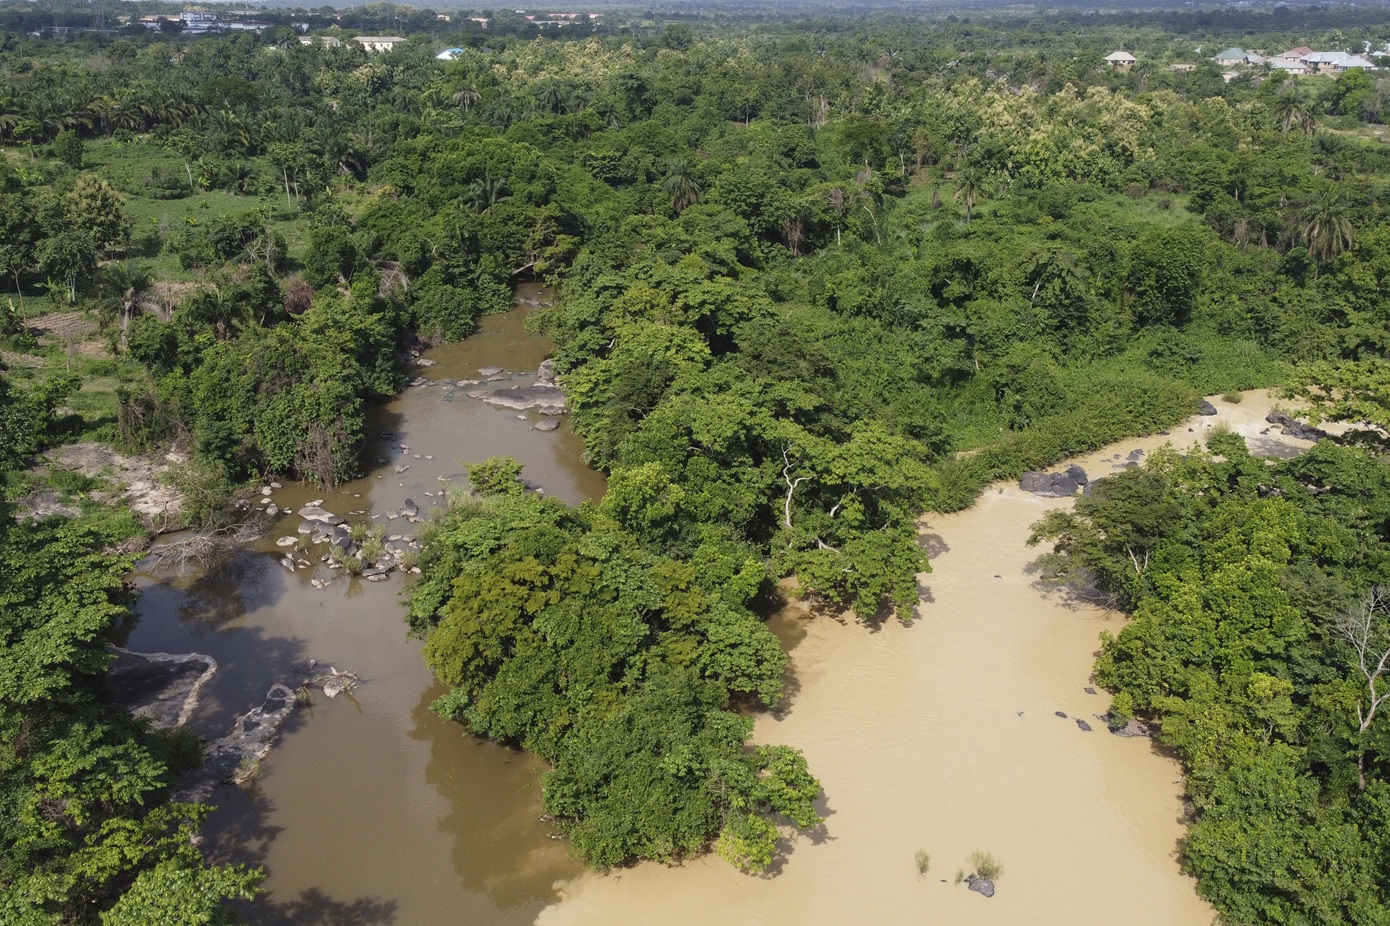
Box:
115, 284, 600, 924
117, 292, 1301, 926
540, 394, 1304, 926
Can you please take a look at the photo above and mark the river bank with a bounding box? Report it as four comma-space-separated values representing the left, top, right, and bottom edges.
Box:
537, 392, 1311, 926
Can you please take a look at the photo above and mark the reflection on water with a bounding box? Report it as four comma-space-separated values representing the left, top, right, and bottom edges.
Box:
408, 684, 578, 910
123, 288, 594, 924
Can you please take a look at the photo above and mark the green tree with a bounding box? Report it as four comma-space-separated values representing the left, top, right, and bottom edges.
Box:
50, 129, 84, 168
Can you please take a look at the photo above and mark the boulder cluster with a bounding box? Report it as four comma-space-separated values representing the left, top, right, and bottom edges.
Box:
1018, 463, 1089, 497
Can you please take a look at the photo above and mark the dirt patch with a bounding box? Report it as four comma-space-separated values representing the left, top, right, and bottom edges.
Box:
13, 488, 83, 521
28, 311, 98, 344
46, 442, 188, 531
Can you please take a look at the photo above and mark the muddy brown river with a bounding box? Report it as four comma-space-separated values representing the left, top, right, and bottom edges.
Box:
116, 285, 600, 924
119, 292, 1299, 926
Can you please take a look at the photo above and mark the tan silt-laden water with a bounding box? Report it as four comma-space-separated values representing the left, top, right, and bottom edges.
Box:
538, 394, 1306, 926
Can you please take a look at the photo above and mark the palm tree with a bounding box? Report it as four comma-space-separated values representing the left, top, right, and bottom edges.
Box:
1296, 194, 1355, 273
662, 158, 701, 213
464, 171, 510, 213
1275, 92, 1315, 139
452, 87, 480, 113
536, 82, 567, 116
954, 166, 987, 225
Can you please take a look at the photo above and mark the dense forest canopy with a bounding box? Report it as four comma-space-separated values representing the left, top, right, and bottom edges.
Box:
4, 2, 1390, 921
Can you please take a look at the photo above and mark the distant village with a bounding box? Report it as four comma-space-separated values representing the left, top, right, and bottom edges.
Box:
1105, 43, 1383, 83
126, 8, 600, 40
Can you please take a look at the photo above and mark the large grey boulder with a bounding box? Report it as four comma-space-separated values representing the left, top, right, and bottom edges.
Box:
537, 359, 557, 385
534, 417, 561, 432
1265, 413, 1328, 442
968, 878, 996, 898
470, 384, 567, 411
1019, 470, 1082, 497
1201, 400, 1218, 415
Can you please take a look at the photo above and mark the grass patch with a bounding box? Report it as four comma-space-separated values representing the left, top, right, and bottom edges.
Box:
914, 849, 930, 877
969, 850, 1003, 880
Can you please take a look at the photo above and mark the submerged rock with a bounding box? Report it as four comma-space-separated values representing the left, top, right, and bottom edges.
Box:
534, 417, 561, 432
179, 684, 297, 801
470, 383, 567, 411
107, 647, 217, 730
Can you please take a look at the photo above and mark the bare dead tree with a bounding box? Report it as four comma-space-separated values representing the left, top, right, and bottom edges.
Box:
1335, 586, 1390, 791
781, 445, 810, 532
140, 522, 265, 576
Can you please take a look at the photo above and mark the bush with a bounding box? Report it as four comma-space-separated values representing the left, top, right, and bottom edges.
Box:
969, 850, 1003, 880
914, 849, 931, 876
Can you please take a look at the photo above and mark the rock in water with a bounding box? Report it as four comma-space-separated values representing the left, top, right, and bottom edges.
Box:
1076, 719, 1093, 732
968, 878, 996, 898
469, 384, 567, 411
1265, 412, 1328, 442
1055, 711, 1068, 718
1019, 470, 1081, 497
107, 647, 217, 729
537, 358, 557, 385
1065, 463, 1088, 485
402, 498, 419, 518
297, 505, 343, 525
1201, 400, 1219, 415
1109, 716, 1152, 738
275, 536, 297, 547
478, 366, 504, 376
534, 417, 561, 432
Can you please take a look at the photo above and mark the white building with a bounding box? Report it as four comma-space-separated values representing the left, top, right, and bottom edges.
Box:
353, 35, 405, 53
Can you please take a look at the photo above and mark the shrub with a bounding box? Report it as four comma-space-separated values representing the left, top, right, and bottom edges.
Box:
969, 851, 1003, 880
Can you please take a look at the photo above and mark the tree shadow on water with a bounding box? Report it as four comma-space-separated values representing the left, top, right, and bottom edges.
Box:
406, 683, 581, 912
201, 782, 284, 868
255, 889, 399, 926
